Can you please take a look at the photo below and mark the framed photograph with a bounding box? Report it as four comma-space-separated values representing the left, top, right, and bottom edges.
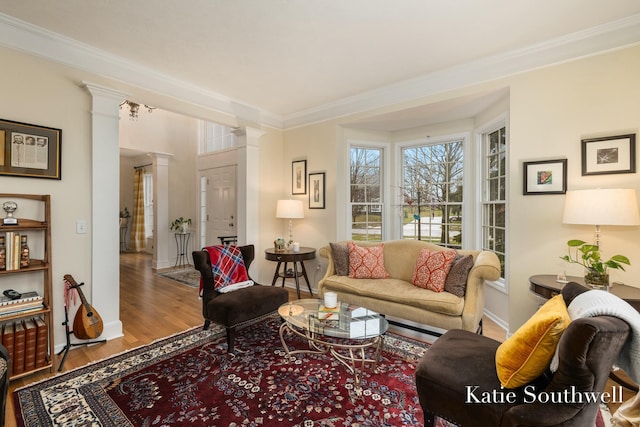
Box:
523, 159, 567, 195
292, 160, 307, 195
309, 172, 325, 209
0, 119, 61, 179
581, 134, 636, 176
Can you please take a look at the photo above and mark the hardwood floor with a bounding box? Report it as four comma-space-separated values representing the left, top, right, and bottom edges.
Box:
3, 252, 512, 426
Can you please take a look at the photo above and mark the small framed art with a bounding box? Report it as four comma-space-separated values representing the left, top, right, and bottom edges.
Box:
523, 159, 567, 195
292, 160, 307, 195
0, 118, 61, 179
309, 172, 325, 209
581, 134, 636, 176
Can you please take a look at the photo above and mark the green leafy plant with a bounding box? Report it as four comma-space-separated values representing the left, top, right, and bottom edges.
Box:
119, 207, 130, 218
170, 217, 192, 231
560, 239, 631, 273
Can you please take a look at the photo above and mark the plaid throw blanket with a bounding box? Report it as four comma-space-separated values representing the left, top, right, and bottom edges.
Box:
201, 245, 250, 295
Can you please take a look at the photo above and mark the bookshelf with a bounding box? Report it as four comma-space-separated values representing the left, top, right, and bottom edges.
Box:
0, 193, 53, 379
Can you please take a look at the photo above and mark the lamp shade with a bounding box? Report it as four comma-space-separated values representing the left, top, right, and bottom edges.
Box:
276, 199, 304, 219
562, 188, 640, 226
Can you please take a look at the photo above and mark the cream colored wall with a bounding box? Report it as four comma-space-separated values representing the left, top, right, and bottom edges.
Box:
282, 45, 640, 333
3, 39, 640, 340
0, 47, 94, 346
507, 45, 640, 331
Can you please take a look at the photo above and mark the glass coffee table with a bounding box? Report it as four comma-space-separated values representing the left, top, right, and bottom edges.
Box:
278, 299, 389, 394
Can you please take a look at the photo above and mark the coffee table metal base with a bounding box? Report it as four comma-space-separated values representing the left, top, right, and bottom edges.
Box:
278, 321, 384, 395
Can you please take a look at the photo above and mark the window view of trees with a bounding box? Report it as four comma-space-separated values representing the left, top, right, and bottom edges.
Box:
402, 140, 463, 248
482, 127, 507, 277
350, 146, 383, 241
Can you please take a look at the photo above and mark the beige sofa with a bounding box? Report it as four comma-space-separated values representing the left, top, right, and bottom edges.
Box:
318, 240, 501, 333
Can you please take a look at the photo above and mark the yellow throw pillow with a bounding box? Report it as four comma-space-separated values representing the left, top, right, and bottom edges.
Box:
495, 294, 570, 388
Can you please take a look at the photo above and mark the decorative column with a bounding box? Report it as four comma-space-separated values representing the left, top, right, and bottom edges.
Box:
151, 153, 172, 269
83, 82, 125, 341
233, 126, 263, 247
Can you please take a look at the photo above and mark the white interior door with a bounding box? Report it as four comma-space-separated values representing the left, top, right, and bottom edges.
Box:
204, 165, 237, 245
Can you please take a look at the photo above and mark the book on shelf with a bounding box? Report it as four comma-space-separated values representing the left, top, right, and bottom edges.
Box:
13, 320, 25, 375
0, 305, 44, 318
0, 291, 42, 306
34, 317, 48, 368
1, 322, 14, 370
24, 318, 37, 372
2, 231, 30, 271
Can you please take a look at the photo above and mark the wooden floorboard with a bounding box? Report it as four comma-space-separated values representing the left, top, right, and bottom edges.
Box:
4, 252, 510, 426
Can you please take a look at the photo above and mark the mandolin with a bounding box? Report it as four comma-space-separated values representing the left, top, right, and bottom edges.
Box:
64, 274, 104, 340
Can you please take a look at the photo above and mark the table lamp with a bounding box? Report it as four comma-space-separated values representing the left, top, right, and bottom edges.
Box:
562, 188, 640, 246
276, 199, 304, 244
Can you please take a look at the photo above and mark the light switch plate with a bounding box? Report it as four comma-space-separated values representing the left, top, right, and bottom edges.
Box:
76, 220, 87, 234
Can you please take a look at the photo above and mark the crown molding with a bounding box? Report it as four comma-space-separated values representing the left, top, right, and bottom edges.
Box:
283, 13, 640, 129
1, 12, 640, 131
0, 13, 284, 129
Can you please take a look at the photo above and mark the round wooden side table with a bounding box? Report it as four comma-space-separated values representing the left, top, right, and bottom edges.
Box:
265, 247, 316, 299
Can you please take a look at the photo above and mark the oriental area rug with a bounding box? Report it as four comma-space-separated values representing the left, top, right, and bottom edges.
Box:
14, 315, 430, 426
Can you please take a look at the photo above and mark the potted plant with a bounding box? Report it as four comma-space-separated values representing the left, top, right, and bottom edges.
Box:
560, 239, 631, 288
119, 207, 130, 227
170, 217, 192, 233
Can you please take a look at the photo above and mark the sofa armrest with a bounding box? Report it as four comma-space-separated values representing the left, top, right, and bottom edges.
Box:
318, 245, 335, 295
461, 250, 501, 331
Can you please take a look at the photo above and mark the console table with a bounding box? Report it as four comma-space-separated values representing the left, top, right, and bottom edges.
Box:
529, 274, 640, 312
265, 247, 316, 299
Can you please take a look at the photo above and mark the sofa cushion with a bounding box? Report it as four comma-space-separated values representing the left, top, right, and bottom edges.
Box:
412, 248, 457, 292
321, 275, 464, 316
329, 242, 349, 276
444, 254, 475, 297
495, 294, 570, 388
348, 242, 389, 279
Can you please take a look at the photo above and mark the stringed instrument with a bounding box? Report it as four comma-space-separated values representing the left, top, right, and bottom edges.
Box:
64, 274, 104, 339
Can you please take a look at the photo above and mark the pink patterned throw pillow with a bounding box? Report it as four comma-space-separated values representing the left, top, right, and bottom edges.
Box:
412, 248, 457, 292
348, 242, 389, 279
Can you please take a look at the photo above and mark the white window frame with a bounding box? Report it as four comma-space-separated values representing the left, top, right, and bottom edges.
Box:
475, 114, 509, 293
345, 140, 391, 241
395, 133, 470, 245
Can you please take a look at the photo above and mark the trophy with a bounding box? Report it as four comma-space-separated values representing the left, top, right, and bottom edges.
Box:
2, 201, 18, 225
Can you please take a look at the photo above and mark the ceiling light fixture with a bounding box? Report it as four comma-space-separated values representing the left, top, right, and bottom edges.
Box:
120, 100, 155, 120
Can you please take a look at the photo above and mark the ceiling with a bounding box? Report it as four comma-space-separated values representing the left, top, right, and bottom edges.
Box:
1, 1, 640, 129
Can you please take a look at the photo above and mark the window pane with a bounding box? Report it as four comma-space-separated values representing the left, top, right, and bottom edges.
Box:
482, 126, 507, 278
350, 146, 383, 241
402, 139, 463, 248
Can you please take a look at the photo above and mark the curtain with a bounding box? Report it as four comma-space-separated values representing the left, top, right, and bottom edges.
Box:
130, 168, 146, 252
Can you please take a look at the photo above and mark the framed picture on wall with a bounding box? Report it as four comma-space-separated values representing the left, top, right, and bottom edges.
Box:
292, 160, 307, 194
523, 159, 567, 195
581, 134, 636, 176
309, 172, 325, 209
0, 118, 62, 179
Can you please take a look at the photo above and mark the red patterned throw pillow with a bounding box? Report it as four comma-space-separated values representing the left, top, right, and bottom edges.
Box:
348, 242, 389, 279
412, 248, 457, 292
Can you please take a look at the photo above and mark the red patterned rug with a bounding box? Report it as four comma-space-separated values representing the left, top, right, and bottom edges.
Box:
14, 315, 428, 426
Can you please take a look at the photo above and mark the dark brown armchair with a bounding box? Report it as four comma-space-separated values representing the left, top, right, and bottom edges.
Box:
415, 282, 631, 426
192, 244, 289, 353
0, 342, 9, 427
